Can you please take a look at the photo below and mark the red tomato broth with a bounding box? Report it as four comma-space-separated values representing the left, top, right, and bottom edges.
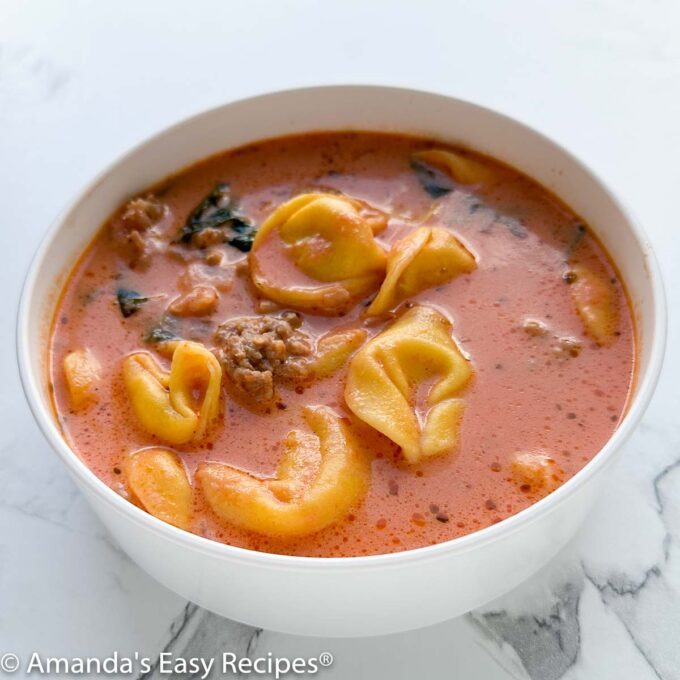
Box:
49, 132, 635, 557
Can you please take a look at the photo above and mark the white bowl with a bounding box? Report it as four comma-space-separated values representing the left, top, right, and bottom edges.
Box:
17, 86, 666, 637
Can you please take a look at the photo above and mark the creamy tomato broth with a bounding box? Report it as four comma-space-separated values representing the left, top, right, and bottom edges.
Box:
50, 132, 635, 557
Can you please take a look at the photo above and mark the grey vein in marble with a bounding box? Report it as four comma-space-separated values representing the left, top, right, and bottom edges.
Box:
138, 603, 260, 680
580, 456, 680, 679
471, 582, 582, 680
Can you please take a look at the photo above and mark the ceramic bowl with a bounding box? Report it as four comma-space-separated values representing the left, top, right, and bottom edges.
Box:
17, 86, 666, 636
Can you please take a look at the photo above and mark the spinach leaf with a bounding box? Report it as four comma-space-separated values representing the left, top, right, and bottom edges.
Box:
145, 315, 180, 343
227, 220, 258, 252
116, 288, 148, 318
410, 158, 456, 198
177, 182, 257, 251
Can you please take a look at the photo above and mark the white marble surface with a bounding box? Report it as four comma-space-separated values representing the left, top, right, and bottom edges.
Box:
1, 1, 679, 677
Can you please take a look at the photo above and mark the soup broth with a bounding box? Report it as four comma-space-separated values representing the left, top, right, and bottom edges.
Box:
50, 132, 635, 556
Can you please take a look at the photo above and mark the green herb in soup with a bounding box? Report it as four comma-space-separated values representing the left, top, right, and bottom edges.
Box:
177, 182, 257, 252
116, 287, 148, 318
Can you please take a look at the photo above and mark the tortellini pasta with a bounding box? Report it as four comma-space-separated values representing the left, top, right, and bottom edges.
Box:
568, 264, 620, 346
63, 348, 101, 409
345, 305, 473, 463
125, 447, 193, 529
310, 328, 367, 379
250, 193, 388, 314
411, 149, 497, 185
196, 405, 370, 537
123, 340, 221, 444
367, 226, 476, 315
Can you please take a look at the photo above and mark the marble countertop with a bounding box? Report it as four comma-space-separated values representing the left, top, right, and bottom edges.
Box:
1, 1, 679, 677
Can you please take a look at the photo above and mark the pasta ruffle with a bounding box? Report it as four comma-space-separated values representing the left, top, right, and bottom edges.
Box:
123, 340, 221, 444
196, 405, 370, 537
125, 447, 192, 529
367, 226, 476, 315
345, 305, 473, 463
568, 264, 620, 346
411, 149, 497, 185
63, 348, 101, 409
250, 193, 387, 314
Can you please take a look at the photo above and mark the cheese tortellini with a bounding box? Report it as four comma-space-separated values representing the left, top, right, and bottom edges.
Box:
123, 340, 222, 444
63, 348, 101, 409
367, 226, 476, 315
310, 328, 367, 379
568, 264, 620, 346
250, 193, 388, 314
196, 405, 370, 537
125, 447, 193, 530
411, 149, 497, 186
345, 305, 473, 463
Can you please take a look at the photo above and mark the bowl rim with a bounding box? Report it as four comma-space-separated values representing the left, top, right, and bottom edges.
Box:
16, 84, 667, 570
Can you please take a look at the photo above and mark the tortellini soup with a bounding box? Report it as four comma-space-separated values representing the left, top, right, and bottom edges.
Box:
50, 133, 635, 556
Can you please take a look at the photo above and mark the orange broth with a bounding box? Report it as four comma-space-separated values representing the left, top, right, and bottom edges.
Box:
49, 132, 635, 556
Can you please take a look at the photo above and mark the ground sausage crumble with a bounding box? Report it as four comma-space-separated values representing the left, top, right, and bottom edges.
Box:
214, 312, 313, 403
111, 195, 169, 268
